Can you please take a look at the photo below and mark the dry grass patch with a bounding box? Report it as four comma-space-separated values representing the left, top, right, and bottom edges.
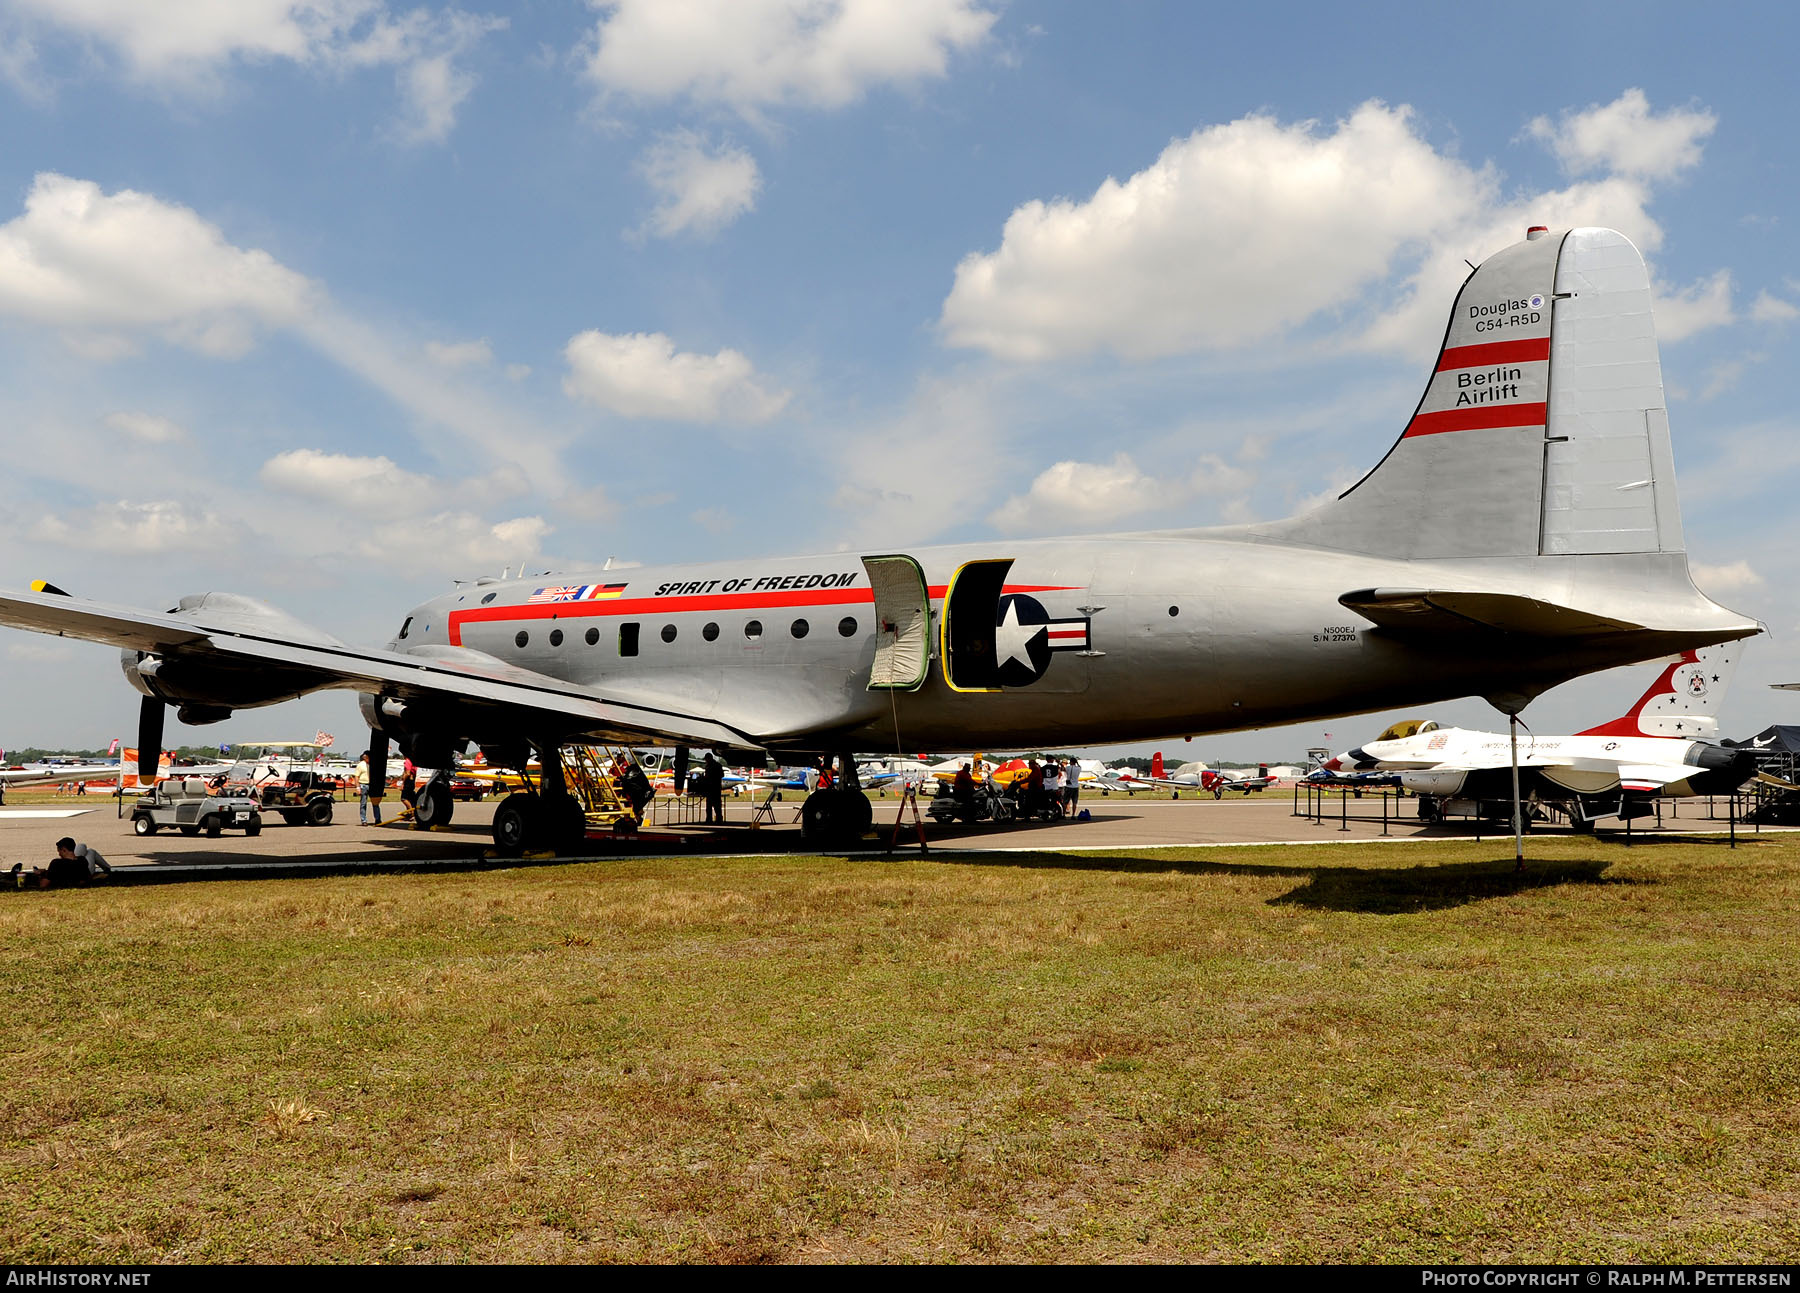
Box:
2, 837, 1799, 1261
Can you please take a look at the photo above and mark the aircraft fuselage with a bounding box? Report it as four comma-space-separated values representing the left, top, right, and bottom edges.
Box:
390, 535, 1723, 753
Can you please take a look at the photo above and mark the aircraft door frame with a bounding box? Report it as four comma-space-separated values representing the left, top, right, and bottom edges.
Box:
940, 558, 1014, 693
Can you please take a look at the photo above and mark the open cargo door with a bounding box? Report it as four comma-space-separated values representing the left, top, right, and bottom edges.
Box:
861, 554, 931, 691
940, 558, 1013, 693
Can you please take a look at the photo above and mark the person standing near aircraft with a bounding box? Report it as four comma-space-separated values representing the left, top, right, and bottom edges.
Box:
701, 752, 724, 824
356, 752, 382, 826
1062, 759, 1080, 817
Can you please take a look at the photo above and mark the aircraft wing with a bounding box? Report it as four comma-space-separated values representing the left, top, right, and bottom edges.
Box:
0, 763, 116, 787
0, 586, 758, 751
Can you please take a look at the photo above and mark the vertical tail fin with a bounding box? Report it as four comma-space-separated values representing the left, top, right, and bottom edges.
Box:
1150, 751, 1164, 779
1270, 226, 1683, 561
1577, 644, 1741, 738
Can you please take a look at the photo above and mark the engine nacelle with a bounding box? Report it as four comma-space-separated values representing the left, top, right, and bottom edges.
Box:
119, 591, 352, 715
358, 692, 468, 769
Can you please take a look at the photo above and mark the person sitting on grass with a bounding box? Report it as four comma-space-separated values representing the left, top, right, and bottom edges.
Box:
12, 837, 112, 889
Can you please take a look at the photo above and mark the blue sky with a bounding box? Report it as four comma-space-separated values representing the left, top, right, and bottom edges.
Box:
0, 0, 1796, 760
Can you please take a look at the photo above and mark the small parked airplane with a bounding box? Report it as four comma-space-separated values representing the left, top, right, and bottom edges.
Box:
1318, 645, 1753, 828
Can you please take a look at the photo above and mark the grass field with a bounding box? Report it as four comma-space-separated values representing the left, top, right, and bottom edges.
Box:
3, 835, 1798, 1263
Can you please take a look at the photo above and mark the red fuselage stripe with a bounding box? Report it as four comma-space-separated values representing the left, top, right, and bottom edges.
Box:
1436, 338, 1551, 371
1403, 401, 1547, 438
447, 584, 1077, 646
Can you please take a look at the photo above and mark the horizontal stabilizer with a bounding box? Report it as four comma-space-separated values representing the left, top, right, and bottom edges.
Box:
1339, 588, 1643, 637
1615, 763, 1706, 791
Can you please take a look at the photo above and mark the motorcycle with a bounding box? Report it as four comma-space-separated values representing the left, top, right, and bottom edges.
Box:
927, 783, 1016, 825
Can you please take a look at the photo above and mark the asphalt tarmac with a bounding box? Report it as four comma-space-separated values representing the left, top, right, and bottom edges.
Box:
0, 787, 1768, 884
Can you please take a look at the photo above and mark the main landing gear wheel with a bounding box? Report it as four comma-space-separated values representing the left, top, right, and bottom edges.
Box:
800, 789, 874, 848
413, 780, 454, 829
492, 793, 540, 856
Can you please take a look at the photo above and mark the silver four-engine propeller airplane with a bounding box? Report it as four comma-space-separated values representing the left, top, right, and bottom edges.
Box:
0, 225, 1760, 853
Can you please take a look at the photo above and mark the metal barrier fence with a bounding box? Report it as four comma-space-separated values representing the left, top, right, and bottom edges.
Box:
1295, 779, 1764, 847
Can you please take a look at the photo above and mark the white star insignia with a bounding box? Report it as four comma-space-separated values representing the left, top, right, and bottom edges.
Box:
994, 599, 1046, 671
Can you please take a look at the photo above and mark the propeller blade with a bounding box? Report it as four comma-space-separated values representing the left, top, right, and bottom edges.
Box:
137, 695, 164, 782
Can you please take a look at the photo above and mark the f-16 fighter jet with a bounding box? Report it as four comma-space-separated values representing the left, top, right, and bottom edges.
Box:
1320, 645, 1753, 829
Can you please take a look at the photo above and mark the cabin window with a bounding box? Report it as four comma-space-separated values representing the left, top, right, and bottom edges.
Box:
661, 624, 677, 644
549, 629, 563, 647
744, 620, 763, 641
1168, 606, 1179, 617
480, 592, 497, 604
703, 622, 719, 641
515, 631, 529, 648
585, 627, 600, 646
619, 623, 639, 657
791, 618, 810, 639
837, 617, 857, 637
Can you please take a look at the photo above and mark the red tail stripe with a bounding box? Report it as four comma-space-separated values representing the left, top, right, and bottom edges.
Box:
1403, 402, 1547, 438
1436, 338, 1551, 371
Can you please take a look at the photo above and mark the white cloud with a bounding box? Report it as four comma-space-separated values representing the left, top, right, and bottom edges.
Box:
102, 410, 187, 443
386, 12, 505, 145
7, 1, 504, 143
504, 362, 531, 381
989, 452, 1254, 535
824, 374, 1011, 547
636, 130, 760, 239
1751, 291, 1800, 324
0, 172, 560, 484
1655, 269, 1734, 342
1690, 560, 1764, 592
1526, 89, 1715, 180
425, 337, 493, 368
562, 330, 789, 422
941, 102, 1491, 362
35, 499, 227, 553
1696, 355, 1762, 403
942, 92, 1728, 365
260, 448, 439, 513
584, 0, 996, 113
0, 172, 314, 355
259, 447, 526, 514
353, 509, 551, 574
